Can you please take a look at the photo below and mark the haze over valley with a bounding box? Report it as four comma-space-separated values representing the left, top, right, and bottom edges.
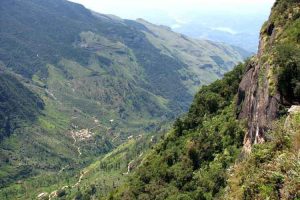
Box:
69, 0, 275, 52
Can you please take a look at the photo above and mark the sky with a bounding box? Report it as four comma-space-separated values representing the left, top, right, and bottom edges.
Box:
68, 0, 275, 22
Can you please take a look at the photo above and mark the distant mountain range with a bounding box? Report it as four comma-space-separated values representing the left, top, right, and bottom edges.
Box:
140, 11, 271, 53
172, 14, 267, 53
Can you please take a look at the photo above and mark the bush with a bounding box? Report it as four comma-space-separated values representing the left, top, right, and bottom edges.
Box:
275, 43, 300, 101
56, 189, 66, 197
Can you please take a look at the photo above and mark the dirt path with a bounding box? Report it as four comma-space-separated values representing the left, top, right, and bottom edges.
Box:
71, 132, 82, 157
46, 169, 89, 199
123, 160, 134, 175
43, 122, 116, 199
58, 165, 69, 174
45, 89, 57, 100
48, 190, 57, 200
72, 170, 88, 188
112, 135, 119, 142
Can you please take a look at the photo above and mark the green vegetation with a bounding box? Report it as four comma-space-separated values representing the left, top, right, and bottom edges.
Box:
52, 133, 161, 200
0, 0, 247, 195
260, 0, 300, 101
3, 0, 299, 199
225, 4, 300, 197
0, 73, 44, 139
270, 2, 300, 101
107, 1, 300, 199
137, 19, 249, 93
275, 43, 300, 101
109, 63, 247, 199
226, 113, 300, 199
0, 0, 247, 198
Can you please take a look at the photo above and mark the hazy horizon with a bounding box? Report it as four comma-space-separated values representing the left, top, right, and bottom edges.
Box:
67, 0, 275, 52
68, 0, 275, 22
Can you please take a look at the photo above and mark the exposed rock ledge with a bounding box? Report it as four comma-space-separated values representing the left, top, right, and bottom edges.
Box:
284, 105, 300, 131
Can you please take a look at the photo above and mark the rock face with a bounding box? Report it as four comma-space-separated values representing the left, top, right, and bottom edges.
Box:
237, 38, 280, 152
237, 0, 300, 152
287, 105, 300, 114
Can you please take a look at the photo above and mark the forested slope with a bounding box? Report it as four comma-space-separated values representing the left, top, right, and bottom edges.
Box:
110, 0, 300, 199
0, 73, 44, 139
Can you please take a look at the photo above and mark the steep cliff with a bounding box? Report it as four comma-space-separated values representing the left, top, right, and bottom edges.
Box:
237, 0, 300, 152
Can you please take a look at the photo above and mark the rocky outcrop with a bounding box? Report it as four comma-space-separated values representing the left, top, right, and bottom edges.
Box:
237, 28, 280, 153
284, 105, 300, 130
237, 0, 300, 152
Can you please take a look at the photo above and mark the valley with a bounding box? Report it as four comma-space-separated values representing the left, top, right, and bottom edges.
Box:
0, 0, 299, 199
0, 0, 248, 199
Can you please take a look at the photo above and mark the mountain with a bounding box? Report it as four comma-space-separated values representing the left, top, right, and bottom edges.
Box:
107, 0, 300, 199
133, 18, 250, 92
0, 0, 249, 198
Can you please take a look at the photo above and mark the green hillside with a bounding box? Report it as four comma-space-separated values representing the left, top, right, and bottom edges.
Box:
0, 73, 44, 139
136, 19, 250, 92
0, 0, 250, 199
109, 62, 247, 200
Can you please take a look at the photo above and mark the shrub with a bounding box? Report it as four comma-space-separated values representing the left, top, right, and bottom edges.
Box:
274, 43, 300, 101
